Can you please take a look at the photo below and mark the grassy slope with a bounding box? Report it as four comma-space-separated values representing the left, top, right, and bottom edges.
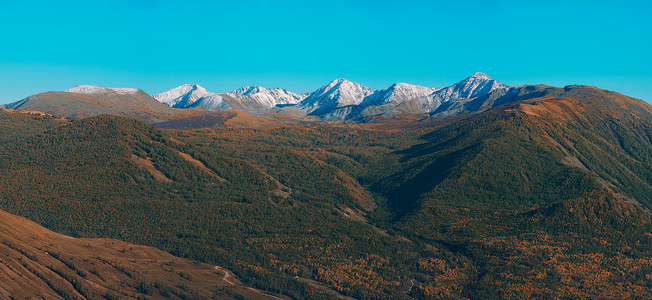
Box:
0, 208, 280, 300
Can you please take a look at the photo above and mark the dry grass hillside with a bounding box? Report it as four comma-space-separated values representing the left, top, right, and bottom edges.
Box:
0, 209, 286, 300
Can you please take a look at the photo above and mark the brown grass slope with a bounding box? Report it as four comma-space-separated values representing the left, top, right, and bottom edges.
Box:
4, 90, 183, 123
0, 209, 285, 300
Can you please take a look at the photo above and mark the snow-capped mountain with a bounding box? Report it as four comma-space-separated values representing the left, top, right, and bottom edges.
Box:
360, 83, 440, 107
227, 86, 306, 108
66, 85, 141, 95
313, 73, 512, 120
185, 93, 232, 111
153, 84, 211, 108
58, 72, 510, 121
426, 72, 508, 107
298, 79, 378, 114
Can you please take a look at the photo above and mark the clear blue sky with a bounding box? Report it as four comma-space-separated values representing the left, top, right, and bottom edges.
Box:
1, 0, 651, 104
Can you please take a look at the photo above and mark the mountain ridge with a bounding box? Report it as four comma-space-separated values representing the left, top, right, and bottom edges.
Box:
153, 83, 211, 108
5, 73, 651, 126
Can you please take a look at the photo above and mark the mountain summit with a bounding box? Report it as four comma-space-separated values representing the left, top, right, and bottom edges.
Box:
361, 83, 440, 107
228, 86, 306, 108
66, 85, 142, 95
153, 84, 211, 108
298, 79, 378, 114
428, 72, 508, 104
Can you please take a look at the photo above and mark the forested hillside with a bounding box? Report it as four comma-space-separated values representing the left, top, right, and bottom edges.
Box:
0, 86, 650, 299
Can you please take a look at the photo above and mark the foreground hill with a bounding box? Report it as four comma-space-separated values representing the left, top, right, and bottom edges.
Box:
0, 85, 650, 298
0, 208, 283, 299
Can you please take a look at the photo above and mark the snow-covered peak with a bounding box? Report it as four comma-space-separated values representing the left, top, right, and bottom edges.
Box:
227, 86, 306, 108
153, 84, 211, 108
231, 86, 269, 95
387, 83, 439, 102
185, 93, 232, 111
65, 85, 141, 95
360, 83, 439, 107
430, 72, 508, 102
468, 72, 492, 81
299, 79, 377, 114
321, 78, 362, 91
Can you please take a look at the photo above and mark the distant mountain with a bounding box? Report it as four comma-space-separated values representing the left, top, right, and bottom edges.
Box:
360, 83, 440, 107
8, 73, 650, 126
298, 78, 379, 115
4, 74, 512, 123
65, 84, 142, 95
428, 72, 508, 104
5, 85, 181, 123
184, 93, 233, 110
153, 84, 307, 112
312, 73, 512, 121
153, 84, 211, 108
228, 86, 307, 108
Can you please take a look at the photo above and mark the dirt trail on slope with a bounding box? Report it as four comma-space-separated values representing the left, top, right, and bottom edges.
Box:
131, 154, 174, 183
176, 150, 227, 182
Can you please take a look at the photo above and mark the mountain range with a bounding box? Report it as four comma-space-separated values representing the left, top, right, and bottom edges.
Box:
4, 72, 542, 124
151, 72, 515, 120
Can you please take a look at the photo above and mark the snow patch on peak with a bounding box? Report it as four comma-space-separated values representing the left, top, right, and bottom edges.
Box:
361, 83, 439, 107
232, 86, 269, 95
227, 86, 306, 108
468, 72, 492, 81
387, 82, 439, 94
323, 78, 358, 89
423, 72, 509, 111
153, 84, 211, 108
65, 85, 141, 95
185, 93, 232, 111
299, 79, 377, 114
329, 78, 351, 84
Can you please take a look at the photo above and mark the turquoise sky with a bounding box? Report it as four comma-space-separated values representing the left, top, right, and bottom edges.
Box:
1, 0, 651, 104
